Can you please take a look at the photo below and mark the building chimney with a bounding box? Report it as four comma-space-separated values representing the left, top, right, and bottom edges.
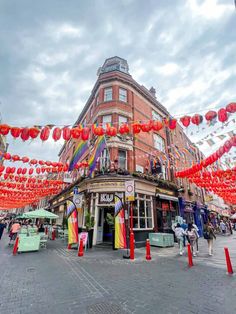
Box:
149, 87, 156, 98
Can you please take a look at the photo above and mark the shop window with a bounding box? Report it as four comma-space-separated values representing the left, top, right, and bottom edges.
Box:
104, 87, 113, 101
102, 115, 112, 129
118, 150, 127, 170
154, 134, 165, 153
132, 194, 153, 229
118, 115, 128, 125
119, 88, 127, 102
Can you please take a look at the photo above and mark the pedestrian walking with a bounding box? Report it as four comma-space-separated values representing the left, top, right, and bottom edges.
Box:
203, 222, 216, 256
174, 223, 185, 255
186, 223, 198, 257
180, 219, 188, 247
192, 222, 200, 253
220, 220, 226, 235
8, 221, 21, 245
0, 219, 7, 240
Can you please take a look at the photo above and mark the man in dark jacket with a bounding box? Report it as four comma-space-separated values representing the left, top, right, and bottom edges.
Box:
0, 220, 7, 240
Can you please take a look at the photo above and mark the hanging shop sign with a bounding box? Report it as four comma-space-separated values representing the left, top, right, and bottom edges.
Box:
125, 180, 135, 202
156, 188, 175, 196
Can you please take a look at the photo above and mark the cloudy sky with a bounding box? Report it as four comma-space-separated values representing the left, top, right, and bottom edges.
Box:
0, 0, 236, 162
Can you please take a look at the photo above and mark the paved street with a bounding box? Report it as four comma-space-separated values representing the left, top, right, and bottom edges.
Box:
0, 232, 236, 314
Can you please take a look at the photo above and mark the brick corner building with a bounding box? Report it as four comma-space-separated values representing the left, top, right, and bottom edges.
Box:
50, 57, 207, 246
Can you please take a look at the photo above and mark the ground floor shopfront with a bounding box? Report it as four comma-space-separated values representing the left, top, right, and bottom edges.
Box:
50, 174, 180, 247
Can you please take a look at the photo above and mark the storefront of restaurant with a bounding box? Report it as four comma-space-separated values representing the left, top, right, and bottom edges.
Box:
155, 188, 179, 233
50, 174, 180, 247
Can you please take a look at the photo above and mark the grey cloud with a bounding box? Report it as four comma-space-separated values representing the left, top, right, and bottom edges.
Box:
0, 0, 235, 160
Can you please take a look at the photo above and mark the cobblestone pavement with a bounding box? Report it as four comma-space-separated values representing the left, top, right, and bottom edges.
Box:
0, 231, 236, 314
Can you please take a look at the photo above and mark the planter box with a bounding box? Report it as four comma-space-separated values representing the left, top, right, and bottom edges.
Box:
149, 233, 174, 247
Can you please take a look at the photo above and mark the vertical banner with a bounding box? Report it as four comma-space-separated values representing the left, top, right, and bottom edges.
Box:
114, 196, 127, 249
67, 201, 78, 245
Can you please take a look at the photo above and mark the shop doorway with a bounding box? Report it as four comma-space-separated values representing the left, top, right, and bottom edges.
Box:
96, 206, 114, 244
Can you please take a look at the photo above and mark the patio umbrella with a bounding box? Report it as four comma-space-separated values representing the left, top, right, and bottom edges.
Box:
230, 213, 236, 219
23, 209, 59, 219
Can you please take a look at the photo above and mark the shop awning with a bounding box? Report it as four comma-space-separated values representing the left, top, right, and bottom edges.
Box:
157, 194, 179, 202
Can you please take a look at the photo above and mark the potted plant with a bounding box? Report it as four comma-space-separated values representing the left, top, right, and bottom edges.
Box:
85, 211, 95, 248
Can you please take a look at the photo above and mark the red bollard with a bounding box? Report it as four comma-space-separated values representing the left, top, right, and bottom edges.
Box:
187, 243, 193, 267
146, 239, 151, 261
13, 237, 19, 255
78, 238, 84, 257
224, 247, 233, 275
52, 230, 55, 240
45, 227, 48, 235
68, 243, 72, 250
130, 232, 135, 260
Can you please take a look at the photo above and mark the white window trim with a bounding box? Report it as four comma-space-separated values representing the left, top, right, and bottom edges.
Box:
104, 87, 113, 102
118, 149, 127, 170
132, 194, 154, 230
153, 134, 165, 153
119, 87, 127, 102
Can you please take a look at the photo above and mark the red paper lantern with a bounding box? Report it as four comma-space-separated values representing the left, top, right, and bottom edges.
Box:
81, 127, 90, 141
152, 121, 163, 131
11, 127, 22, 138
52, 127, 62, 141
218, 108, 228, 123
10, 167, 16, 174
12, 155, 20, 162
93, 126, 105, 136
119, 124, 130, 134
40, 127, 50, 141
106, 126, 117, 137
28, 168, 34, 175
21, 128, 30, 141
36, 168, 41, 174
132, 123, 141, 134
22, 156, 29, 163
29, 127, 40, 139
180, 116, 191, 127
71, 127, 82, 139
30, 159, 38, 165
140, 123, 151, 132
45, 161, 52, 167
0, 166, 5, 173
226, 103, 236, 113
4, 153, 11, 160
22, 168, 27, 175
168, 119, 177, 130
39, 160, 45, 165
62, 127, 71, 141
17, 168, 22, 175
0, 124, 11, 135
6, 167, 11, 174
205, 111, 217, 121
191, 114, 203, 126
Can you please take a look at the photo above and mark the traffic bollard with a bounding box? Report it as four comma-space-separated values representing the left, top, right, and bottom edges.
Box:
146, 239, 152, 261
67, 243, 72, 250
13, 237, 19, 255
52, 230, 55, 240
45, 227, 48, 235
224, 247, 233, 275
130, 232, 135, 260
187, 243, 193, 267
78, 238, 84, 257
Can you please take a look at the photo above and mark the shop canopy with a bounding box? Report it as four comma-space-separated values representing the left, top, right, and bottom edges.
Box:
23, 209, 59, 219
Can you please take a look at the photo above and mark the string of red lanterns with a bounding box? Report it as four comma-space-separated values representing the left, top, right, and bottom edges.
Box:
0, 103, 235, 142
175, 135, 236, 178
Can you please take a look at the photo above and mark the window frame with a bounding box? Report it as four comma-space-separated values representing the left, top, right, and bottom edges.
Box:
118, 115, 128, 126
153, 134, 165, 153
133, 194, 153, 230
118, 149, 127, 170
102, 115, 112, 129
104, 87, 113, 102
119, 87, 127, 102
